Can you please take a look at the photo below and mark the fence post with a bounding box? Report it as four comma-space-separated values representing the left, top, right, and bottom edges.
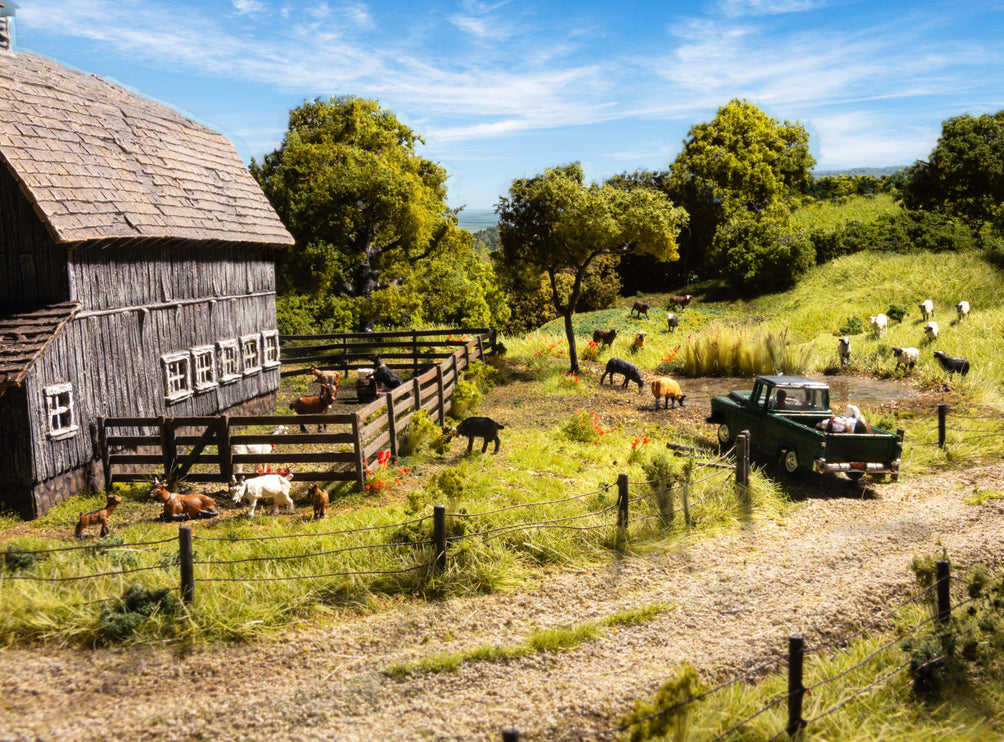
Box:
179, 525, 194, 605
99, 417, 112, 492
160, 416, 177, 484
682, 464, 692, 528
351, 411, 366, 491
436, 365, 446, 426
412, 376, 421, 417
502, 729, 519, 742
490, 328, 498, 354
937, 403, 947, 448
386, 392, 398, 460
787, 633, 806, 738
412, 331, 419, 376
476, 334, 485, 361
463, 341, 471, 370
936, 560, 951, 624
617, 473, 629, 530
433, 504, 447, 572
736, 431, 751, 510
218, 414, 233, 483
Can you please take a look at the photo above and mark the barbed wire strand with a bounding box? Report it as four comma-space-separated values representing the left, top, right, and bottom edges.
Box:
2, 536, 177, 556
195, 539, 434, 567
803, 657, 915, 725
196, 560, 435, 583
193, 515, 432, 542
446, 484, 615, 519
458, 507, 618, 542
3, 563, 171, 582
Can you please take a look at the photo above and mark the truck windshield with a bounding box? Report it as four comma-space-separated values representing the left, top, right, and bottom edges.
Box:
769, 387, 827, 411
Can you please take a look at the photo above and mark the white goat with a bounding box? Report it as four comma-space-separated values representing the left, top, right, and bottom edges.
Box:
919, 299, 934, 321
232, 425, 289, 474
924, 321, 940, 341
869, 314, 888, 337
956, 300, 970, 320
892, 346, 920, 370
229, 471, 294, 516
837, 336, 851, 367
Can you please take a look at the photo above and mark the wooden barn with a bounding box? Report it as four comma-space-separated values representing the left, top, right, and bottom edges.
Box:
0, 45, 294, 518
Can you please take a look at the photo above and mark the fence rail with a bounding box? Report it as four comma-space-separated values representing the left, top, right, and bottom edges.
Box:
99, 330, 494, 489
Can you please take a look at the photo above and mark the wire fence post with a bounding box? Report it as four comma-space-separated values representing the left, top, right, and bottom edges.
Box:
682, 462, 692, 528
502, 729, 520, 741
936, 560, 951, 623
736, 431, 751, 510
787, 633, 806, 738
433, 504, 447, 572
617, 473, 629, 531
179, 525, 194, 605
937, 403, 947, 448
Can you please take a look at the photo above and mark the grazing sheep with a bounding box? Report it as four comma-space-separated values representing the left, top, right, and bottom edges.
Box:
307, 483, 329, 519
669, 294, 693, 311
232, 425, 289, 474
631, 332, 647, 353
924, 321, 939, 341
933, 350, 970, 375
956, 301, 970, 320
290, 383, 336, 432
837, 336, 851, 367
651, 377, 686, 409
309, 364, 341, 388
630, 300, 650, 318
229, 470, 295, 516
869, 314, 888, 336
592, 328, 619, 347
666, 312, 679, 332
453, 416, 505, 454
892, 347, 920, 370
600, 357, 644, 390
149, 480, 218, 521
919, 299, 934, 321
372, 355, 404, 390
75, 493, 123, 539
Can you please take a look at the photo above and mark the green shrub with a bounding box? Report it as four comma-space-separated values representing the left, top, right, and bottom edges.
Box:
450, 378, 483, 418
98, 584, 181, 644
839, 316, 864, 336
886, 303, 908, 322
2, 545, 38, 573
399, 410, 452, 457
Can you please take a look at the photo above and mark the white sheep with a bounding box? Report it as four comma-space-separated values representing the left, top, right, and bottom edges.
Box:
924, 321, 939, 340
869, 314, 888, 337
837, 336, 851, 367
229, 471, 294, 516
232, 425, 289, 474
892, 346, 920, 370
956, 301, 970, 320
919, 299, 934, 321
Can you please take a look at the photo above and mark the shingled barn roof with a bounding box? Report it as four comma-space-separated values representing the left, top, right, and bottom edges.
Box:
0, 50, 293, 247
0, 302, 79, 388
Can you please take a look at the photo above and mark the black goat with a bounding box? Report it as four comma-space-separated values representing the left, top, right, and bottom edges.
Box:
451, 416, 505, 454
372, 355, 404, 389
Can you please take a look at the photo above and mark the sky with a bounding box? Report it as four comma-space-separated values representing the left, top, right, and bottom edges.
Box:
6, 0, 1004, 210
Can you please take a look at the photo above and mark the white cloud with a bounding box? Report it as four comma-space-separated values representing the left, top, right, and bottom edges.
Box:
717, 0, 826, 17
232, 0, 266, 15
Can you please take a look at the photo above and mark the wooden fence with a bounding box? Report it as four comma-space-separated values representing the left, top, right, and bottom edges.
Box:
99, 332, 494, 490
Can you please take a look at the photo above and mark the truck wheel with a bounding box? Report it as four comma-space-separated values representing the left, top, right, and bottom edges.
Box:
780, 448, 800, 475
717, 423, 735, 449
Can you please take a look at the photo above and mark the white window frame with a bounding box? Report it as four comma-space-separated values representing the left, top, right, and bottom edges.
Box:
262, 330, 280, 368
218, 339, 241, 384
44, 382, 79, 440
241, 334, 262, 376
161, 351, 192, 403
191, 345, 217, 392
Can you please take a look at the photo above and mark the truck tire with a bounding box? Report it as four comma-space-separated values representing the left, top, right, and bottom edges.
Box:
780, 448, 800, 475
717, 423, 735, 449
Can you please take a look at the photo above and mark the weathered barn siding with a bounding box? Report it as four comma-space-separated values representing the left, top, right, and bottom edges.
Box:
0, 164, 68, 304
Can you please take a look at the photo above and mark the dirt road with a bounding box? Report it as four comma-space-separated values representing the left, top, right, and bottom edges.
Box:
3, 460, 1003, 741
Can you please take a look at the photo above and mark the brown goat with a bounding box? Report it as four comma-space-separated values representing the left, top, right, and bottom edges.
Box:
668, 294, 693, 311
75, 493, 123, 539
630, 300, 650, 317
309, 364, 341, 388
308, 483, 329, 519
290, 382, 336, 432
592, 328, 619, 347
149, 480, 218, 521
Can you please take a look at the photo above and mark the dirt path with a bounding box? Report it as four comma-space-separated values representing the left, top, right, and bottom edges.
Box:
3, 461, 1003, 742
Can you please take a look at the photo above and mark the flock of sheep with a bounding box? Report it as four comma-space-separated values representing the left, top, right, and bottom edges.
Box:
844, 299, 972, 376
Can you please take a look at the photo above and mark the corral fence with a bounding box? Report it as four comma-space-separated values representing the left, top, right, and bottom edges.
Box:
98, 329, 496, 489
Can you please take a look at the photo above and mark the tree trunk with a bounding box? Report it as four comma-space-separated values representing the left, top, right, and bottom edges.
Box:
564, 311, 579, 374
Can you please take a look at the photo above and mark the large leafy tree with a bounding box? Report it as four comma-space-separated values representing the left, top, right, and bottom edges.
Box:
496, 163, 688, 372
900, 110, 1004, 235
251, 97, 460, 303
668, 99, 815, 285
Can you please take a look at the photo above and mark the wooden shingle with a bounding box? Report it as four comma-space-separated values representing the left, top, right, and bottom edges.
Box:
0, 302, 80, 387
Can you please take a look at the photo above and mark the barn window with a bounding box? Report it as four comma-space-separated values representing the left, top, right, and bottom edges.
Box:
161, 351, 192, 403
241, 334, 262, 375
262, 331, 280, 368
218, 339, 240, 384
191, 346, 217, 391
44, 383, 78, 440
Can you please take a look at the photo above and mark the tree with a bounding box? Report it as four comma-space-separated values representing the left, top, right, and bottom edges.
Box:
712, 205, 814, 292
496, 163, 688, 372
250, 97, 460, 308
900, 111, 1004, 235
668, 99, 815, 283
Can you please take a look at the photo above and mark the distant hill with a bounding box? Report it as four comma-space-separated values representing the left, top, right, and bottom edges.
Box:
457, 208, 497, 232
813, 166, 909, 177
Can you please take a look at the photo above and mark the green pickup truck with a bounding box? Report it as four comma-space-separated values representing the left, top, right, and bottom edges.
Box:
706, 375, 902, 481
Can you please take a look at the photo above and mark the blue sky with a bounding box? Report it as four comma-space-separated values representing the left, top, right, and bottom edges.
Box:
7, 0, 1004, 210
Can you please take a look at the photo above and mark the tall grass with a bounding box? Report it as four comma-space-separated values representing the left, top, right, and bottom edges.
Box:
682, 323, 814, 377
791, 193, 900, 232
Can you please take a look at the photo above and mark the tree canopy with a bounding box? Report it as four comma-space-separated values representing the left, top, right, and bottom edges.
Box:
251, 96, 460, 302
496, 163, 688, 372
900, 110, 1004, 235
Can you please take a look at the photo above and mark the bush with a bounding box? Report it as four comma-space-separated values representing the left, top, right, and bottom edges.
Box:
562, 410, 614, 443
839, 316, 864, 336
98, 584, 181, 644
399, 410, 453, 457
887, 303, 908, 323
713, 209, 815, 293
450, 378, 483, 418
